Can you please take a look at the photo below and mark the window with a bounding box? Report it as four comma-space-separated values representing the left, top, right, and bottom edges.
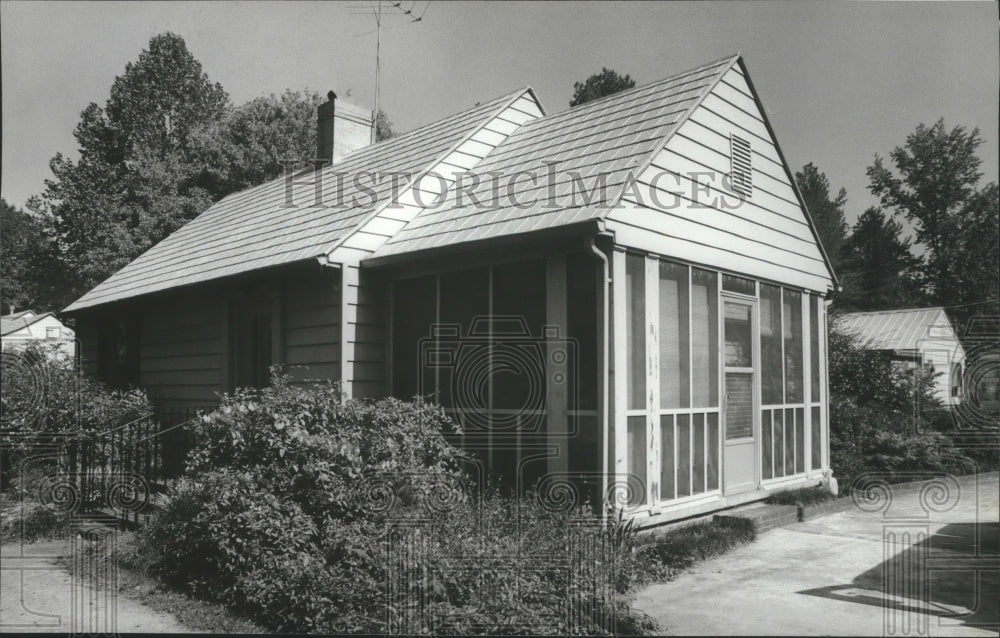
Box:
45, 327, 60, 340
659, 261, 689, 408
760, 284, 783, 405
691, 269, 719, 407
730, 133, 753, 197
810, 295, 823, 470
626, 254, 646, 410
783, 290, 803, 403
722, 273, 755, 296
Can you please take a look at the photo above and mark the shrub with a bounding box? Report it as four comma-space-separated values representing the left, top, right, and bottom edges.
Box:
0, 499, 66, 543
140, 376, 652, 634
830, 396, 976, 490
186, 374, 467, 524
142, 469, 319, 604
1, 341, 151, 492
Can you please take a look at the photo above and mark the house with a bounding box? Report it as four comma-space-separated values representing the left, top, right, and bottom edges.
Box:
64, 54, 837, 524
1, 309, 76, 358
838, 307, 966, 406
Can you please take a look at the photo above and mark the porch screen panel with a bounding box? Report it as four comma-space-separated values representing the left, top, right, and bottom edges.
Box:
783, 290, 803, 403
627, 415, 647, 506
693, 413, 705, 495
783, 408, 794, 476
706, 413, 719, 490
392, 275, 438, 399
794, 407, 805, 474
439, 268, 490, 423
761, 409, 773, 479
626, 254, 646, 410
492, 261, 546, 414
760, 284, 783, 405
658, 261, 689, 408
691, 268, 719, 408
677, 414, 691, 497
660, 415, 675, 500
811, 405, 822, 469
492, 260, 546, 487
772, 409, 784, 478
810, 294, 820, 399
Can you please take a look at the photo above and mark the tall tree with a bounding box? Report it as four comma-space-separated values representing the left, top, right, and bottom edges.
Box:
867, 119, 999, 326
795, 163, 849, 272
569, 68, 635, 107
190, 90, 323, 195
29, 32, 230, 306
837, 207, 924, 311
0, 199, 68, 314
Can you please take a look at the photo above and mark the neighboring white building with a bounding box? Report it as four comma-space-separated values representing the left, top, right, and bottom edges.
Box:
838, 307, 965, 405
0, 310, 76, 358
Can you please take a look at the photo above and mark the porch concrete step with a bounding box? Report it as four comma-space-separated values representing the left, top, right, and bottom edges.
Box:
713, 502, 799, 535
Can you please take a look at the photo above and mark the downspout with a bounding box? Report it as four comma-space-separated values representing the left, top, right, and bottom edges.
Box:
587, 235, 612, 521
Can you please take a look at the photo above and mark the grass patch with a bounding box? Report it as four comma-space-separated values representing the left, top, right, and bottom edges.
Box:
764, 485, 835, 507
631, 518, 756, 585
59, 531, 265, 634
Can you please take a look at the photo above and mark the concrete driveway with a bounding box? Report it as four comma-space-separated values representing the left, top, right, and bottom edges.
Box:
633, 472, 999, 636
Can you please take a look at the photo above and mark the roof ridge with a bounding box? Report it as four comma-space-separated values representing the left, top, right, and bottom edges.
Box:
555, 53, 740, 116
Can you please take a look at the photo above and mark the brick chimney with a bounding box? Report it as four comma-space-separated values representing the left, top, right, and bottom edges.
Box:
317, 91, 374, 164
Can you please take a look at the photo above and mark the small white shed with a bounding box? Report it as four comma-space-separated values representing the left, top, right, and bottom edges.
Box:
838, 307, 965, 405
0, 310, 76, 359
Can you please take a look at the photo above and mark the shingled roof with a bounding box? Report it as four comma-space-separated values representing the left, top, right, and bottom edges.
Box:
368, 54, 738, 261
65, 88, 529, 312
837, 307, 960, 352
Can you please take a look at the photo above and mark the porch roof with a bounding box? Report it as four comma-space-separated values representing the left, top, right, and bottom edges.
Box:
65, 88, 528, 312
367, 54, 739, 261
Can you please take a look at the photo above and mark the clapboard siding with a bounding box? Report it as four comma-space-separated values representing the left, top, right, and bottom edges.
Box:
138, 293, 225, 407
283, 267, 341, 383
606, 65, 833, 292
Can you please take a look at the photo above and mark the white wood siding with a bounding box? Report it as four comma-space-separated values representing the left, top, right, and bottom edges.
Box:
605, 66, 833, 293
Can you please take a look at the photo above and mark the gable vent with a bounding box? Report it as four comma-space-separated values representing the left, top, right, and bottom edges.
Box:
730, 133, 753, 197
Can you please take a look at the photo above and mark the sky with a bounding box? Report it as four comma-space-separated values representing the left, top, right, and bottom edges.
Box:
2, 1, 998, 229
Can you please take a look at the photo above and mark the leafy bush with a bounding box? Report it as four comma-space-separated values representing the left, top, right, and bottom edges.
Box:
139, 375, 651, 634
0, 499, 65, 543
827, 319, 981, 489
185, 375, 467, 524
1, 341, 151, 492
830, 396, 976, 490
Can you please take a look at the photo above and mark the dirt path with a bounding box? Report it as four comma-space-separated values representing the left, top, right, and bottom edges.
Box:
633, 472, 999, 636
1, 539, 193, 633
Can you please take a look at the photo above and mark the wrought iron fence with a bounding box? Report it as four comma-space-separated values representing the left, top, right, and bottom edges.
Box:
62, 404, 211, 522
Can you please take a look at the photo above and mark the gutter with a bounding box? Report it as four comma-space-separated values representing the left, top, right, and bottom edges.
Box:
587, 233, 613, 521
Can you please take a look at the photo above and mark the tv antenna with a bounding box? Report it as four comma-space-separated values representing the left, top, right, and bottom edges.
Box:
348, 1, 430, 143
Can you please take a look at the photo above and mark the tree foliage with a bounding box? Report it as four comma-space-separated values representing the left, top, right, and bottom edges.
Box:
1, 200, 46, 314
190, 89, 323, 195
569, 68, 636, 107
867, 118, 999, 327
28, 33, 230, 306
795, 163, 849, 273
837, 207, 924, 311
